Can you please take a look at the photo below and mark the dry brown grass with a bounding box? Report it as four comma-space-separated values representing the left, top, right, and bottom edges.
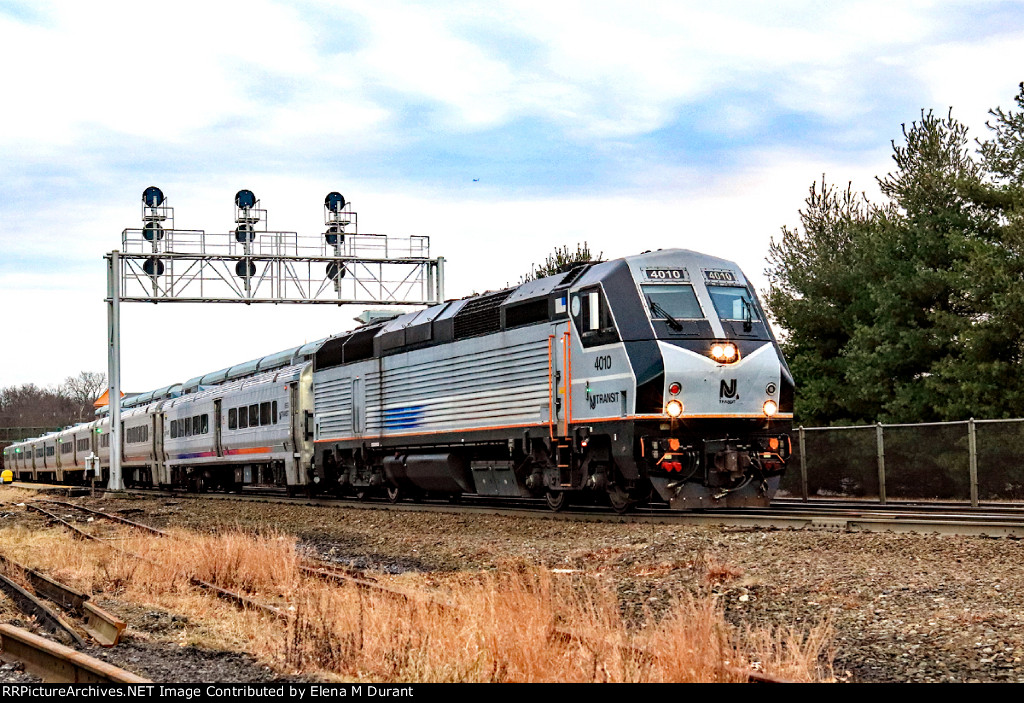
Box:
0, 486, 42, 504
0, 523, 833, 683
702, 553, 745, 587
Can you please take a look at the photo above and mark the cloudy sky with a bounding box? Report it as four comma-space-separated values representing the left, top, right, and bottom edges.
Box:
1, 0, 1023, 392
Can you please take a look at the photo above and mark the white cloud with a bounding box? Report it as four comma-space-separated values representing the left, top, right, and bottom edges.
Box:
911, 30, 1024, 134
1, 0, 1022, 392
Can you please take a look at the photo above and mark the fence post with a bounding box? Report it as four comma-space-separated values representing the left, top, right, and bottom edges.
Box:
798, 426, 807, 502
876, 422, 886, 505
968, 418, 979, 508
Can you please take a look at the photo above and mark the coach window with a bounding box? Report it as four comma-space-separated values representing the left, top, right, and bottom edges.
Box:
260, 402, 271, 426
570, 286, 620, 348
238, 407, 248, 429
272, 401, 278, 424
228, 408, 237, 430
201, 414, 209, 434
191, 416, 199, 436
249, 404, 259, 427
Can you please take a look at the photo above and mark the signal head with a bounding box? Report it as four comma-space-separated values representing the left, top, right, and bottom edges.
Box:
235, 259, 256, 278
235, 223, 255, 243
142, 186, 164, 207
143, 257, 164, 276
326, 262, 346, 281
325, 192, 346, 213
235, 189, 256, 209
142, 222, 164, 241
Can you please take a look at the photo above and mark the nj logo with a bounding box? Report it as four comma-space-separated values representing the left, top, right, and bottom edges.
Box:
720, 379, 738, 401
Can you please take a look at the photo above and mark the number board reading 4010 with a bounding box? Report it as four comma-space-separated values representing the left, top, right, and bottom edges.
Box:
702, 269, 737, 284
644, 268, 688, 281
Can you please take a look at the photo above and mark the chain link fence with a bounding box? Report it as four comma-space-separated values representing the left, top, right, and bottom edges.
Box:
778, 419, 1024, 504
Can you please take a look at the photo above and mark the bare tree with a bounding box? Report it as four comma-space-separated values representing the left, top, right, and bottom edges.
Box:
62, 371, 107, 422
0, 383, 78, 430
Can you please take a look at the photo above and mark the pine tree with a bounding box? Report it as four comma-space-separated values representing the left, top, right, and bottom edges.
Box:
522, 243, 601, 282
766, 92, 1024, 425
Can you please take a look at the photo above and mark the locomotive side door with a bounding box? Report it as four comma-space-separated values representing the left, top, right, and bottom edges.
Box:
351, 377, 364, 436
551, 320, 570, 439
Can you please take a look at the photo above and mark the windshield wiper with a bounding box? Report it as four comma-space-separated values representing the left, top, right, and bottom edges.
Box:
648, 297, 684, 332
741, 297, 753, 332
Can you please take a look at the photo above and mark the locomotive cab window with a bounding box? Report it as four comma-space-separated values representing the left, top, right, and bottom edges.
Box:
708, 286, 759, 322
641, 284, 703, 321
570, 287, 620, 348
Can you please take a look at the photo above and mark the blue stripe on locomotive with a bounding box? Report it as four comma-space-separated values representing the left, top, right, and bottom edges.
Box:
383, 406, 426, 430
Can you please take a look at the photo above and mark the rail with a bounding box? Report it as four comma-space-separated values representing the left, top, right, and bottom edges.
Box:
0, 552, 125, 646
0, 623, 149, 683
24, 501, 284, 620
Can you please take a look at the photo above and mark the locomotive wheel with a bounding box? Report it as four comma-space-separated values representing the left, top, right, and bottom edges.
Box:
607, 485, 635, 514
386, 485, 402, 503
545, 490, 569, 512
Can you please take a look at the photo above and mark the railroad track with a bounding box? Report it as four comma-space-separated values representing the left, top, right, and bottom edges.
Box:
0, 624, 149, 683
12, 481, 1024, 537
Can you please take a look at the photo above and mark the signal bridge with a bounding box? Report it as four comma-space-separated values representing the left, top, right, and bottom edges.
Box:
115, 188, 443, 305
105, 187, 446, 491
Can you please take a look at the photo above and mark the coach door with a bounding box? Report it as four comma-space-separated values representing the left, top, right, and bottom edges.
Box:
214, 399, 223, 457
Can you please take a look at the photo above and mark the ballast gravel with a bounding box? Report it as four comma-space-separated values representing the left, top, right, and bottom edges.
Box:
11, 489, 1024, 683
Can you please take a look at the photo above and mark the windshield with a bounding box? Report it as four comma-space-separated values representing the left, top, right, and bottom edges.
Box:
708, 285, 759, 321
641, 284, 703, 320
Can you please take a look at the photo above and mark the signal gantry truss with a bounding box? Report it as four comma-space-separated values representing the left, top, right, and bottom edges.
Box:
115, 190, 444, 306
103, 187, 446, 491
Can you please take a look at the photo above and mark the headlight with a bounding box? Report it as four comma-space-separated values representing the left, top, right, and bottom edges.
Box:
762, 400, 778, 417
665, 399, 683, 418
710, 342, 738, 363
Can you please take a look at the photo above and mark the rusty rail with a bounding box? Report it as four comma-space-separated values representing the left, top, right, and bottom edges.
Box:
23, 502, 283, 620
0, 553, 125, 647
24, 503, 93, 540
0, 624, 149, 683
36, 500, 168, 537
0, 572, 83, 646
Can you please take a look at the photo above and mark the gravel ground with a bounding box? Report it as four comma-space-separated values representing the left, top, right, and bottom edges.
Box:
5, 488, 1024, 682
